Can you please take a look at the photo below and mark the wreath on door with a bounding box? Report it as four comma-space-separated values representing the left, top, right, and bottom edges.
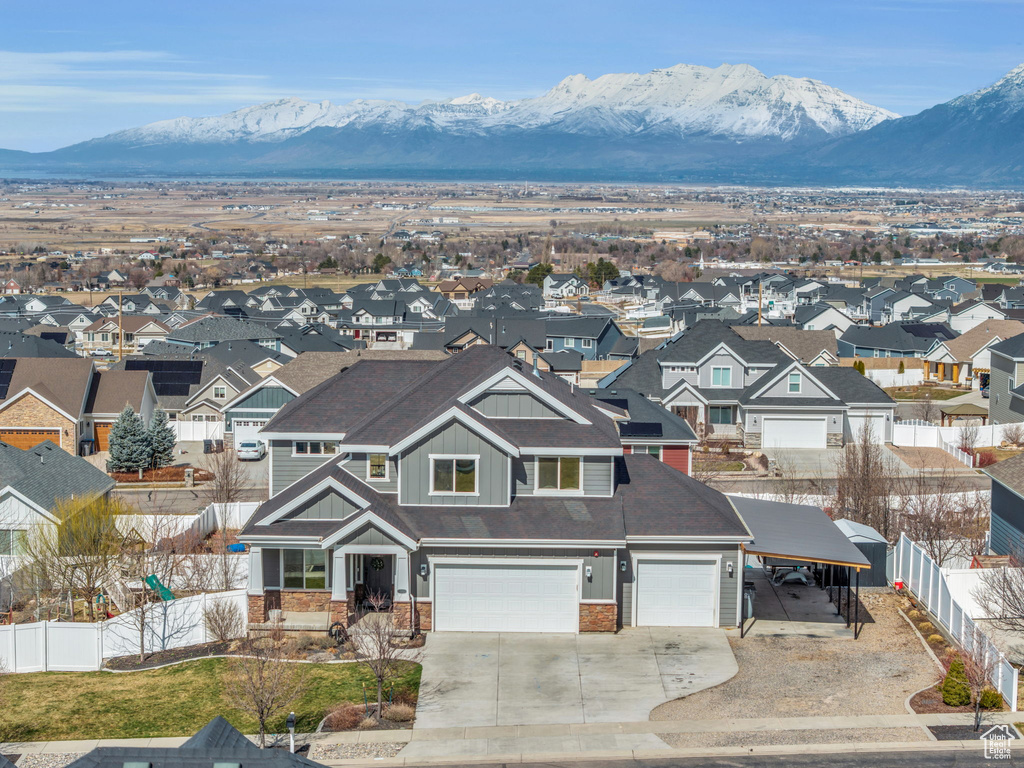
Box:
370, 556, 385, 571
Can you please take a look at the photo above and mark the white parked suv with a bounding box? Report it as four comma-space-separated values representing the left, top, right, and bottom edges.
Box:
236, 441, 266, 461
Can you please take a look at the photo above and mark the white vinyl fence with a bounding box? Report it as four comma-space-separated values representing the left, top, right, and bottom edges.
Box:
174, 419, 224, 442
866, 369, 924, 388
893, 420, 1024, 449
0, 589, 246, 673
895, 534, 1018, 710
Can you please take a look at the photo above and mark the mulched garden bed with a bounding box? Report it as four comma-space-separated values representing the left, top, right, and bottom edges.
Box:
320, 704, 415, 732
928, 725, 1007, 740
910, 684, 1007, 715
104, 640, 234, 670
110, 465, 213, 483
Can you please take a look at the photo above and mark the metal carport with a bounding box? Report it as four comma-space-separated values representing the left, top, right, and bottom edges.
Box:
730, 497, 872, 638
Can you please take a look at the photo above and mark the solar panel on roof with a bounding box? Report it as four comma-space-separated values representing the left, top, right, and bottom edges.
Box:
619, 422, 663, 438
0, 359, 15, 399
597, 398, 629, 411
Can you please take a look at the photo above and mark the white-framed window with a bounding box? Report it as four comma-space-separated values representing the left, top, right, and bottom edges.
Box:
213, 386, 227, 399
192, 414, 204, 422
642, 445, 663, 460
535, 456, 581, 492
430, 455, 478, 495
516, 350, 527, 360
1011, 377, 1016, 392
788, 373, 801, 393
282, 548, 328, 590
711, 367, 732, 387
0, 529, 25, 556
368, 453, 389, 481
545, 338, 554, 351
709, 405, 733, 425
294, 441, 337, 456
582, 338, 593, 349
565, 338, 575, 347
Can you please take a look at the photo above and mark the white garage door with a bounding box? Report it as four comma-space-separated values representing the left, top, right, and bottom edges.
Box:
233, 419, 268, 445
846, 414, 885, 443
433, 562, 579, 633
636, 560, 718, 627
762, 417, 827, 449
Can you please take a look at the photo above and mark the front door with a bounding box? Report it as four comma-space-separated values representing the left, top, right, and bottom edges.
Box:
363, 554, 394, 600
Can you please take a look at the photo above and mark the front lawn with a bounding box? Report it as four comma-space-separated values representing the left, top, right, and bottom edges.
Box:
884, 386, 967, 401
0, 658, 420, 742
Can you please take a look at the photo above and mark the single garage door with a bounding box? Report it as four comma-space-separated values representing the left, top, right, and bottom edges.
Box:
93, 422, 113, 451
636, 560, 718, 627
0, 428, 60, 450
433, 562, 579, 633
761, 417, 827, 449
846, 414, 885, 443
233, 419, 268, 445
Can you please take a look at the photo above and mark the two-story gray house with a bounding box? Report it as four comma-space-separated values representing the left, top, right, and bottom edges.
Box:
987, 333, 1024, 424
240, 346, 789, 634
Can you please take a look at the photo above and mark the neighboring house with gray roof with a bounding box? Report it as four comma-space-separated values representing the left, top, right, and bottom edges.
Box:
165, 315, 282, 352
0, 438, 116, 555
983, 452, 1024, 558
600, 321, 895, 448
240, 345, 824, 635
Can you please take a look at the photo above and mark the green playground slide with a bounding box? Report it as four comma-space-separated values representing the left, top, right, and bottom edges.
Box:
144, 574, 176, 600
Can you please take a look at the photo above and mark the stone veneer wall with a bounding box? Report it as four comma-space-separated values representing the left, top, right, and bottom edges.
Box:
3, 394, 77, 452
247, 594, 265, 624
392, 601, 432, 632
579, 602, 617, 632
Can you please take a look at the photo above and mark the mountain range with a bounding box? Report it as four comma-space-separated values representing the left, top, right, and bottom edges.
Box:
2, 62, 1023, 185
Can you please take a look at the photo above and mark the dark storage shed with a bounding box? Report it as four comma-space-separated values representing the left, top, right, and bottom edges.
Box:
835, 519, 890, 586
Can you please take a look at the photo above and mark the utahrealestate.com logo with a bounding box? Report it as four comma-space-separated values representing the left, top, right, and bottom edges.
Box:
982, 724, 1016, 760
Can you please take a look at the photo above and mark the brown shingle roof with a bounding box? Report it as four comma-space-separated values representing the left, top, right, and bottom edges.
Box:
732, 326, 838, 364
2, 357, 94, 418
941, 321, 1024, 362
83, 316, 170, 334
270, 349, 448, 396
85, 370, 151, 415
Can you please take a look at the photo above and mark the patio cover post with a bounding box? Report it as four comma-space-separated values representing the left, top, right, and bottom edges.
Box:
846, 566, 852, 629
854, 569, 861, 639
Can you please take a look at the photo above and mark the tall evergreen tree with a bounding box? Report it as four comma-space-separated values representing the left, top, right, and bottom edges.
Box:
148, 408, 176, 469
107, 406, 151, 474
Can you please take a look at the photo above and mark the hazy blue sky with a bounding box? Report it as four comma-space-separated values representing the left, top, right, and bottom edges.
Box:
3, 0, 1023, 151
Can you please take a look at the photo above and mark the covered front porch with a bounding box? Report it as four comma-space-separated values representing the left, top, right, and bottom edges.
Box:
245, 523, 418, 632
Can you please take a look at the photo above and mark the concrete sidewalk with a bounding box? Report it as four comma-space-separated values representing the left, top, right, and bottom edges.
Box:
4, 712, 1020, 762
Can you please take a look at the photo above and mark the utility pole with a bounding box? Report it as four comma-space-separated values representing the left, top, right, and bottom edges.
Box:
118, 290, 124, 362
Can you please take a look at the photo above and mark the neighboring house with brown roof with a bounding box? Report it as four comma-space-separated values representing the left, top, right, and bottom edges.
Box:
437, 277, 493, 308
221, 349, 447, 447
732, 326, 839, 366
923, 320, 1024, 388
0, 358, 156, 454
81, 316, 171, 355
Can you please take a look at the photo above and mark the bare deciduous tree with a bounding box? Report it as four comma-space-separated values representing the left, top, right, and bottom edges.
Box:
973, 548, 1024, 638
227, 629, 302, 747
204, 597, 244, 642
1002, 422, 1024, 447
201, 449, 251, 591
830, 423, 903, 541
895, 469, 988, 565
960, 638, 999, 731
354, 593, 421, 720
917, 391, 938, 423
957, 422, 980, 455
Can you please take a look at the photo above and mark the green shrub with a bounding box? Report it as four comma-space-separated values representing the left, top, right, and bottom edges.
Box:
941, 657, 972, 707
979, 688, 1003, 710
898, 361, 905, 374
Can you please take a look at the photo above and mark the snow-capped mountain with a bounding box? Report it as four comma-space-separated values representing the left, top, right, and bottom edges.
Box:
94, 63, 896, 148
803, 62, 1024, 185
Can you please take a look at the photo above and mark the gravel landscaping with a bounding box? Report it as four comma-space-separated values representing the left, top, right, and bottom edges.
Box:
663, 727, 929, 748
309, 743, 405, 761
651, 593, 937, 728
15, 754, 85, 768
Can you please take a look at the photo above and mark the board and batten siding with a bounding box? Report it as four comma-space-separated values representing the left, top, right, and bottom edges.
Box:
225, 386, 294, 430
660, 366, 697, 391
270, 441, 339, 495
990, 481, 1024, 556
346, 453, 399, 494
399, 420, 509, 506
621, 543, 742, 628
989, 353, 1024, 424
514, 455, 614, 496
413, 546, 616, 602
470, 391, 561, 419
282, 487, 359, 520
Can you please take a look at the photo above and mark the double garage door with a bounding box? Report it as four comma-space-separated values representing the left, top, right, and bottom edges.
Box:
0, 428, 60, 450
233, 419, 268, 445
761, 417, 827, 449
635, 560, 718, 627
433, 563, 579, 633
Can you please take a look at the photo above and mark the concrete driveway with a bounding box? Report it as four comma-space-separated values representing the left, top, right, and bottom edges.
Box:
412, 628, 736, 729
